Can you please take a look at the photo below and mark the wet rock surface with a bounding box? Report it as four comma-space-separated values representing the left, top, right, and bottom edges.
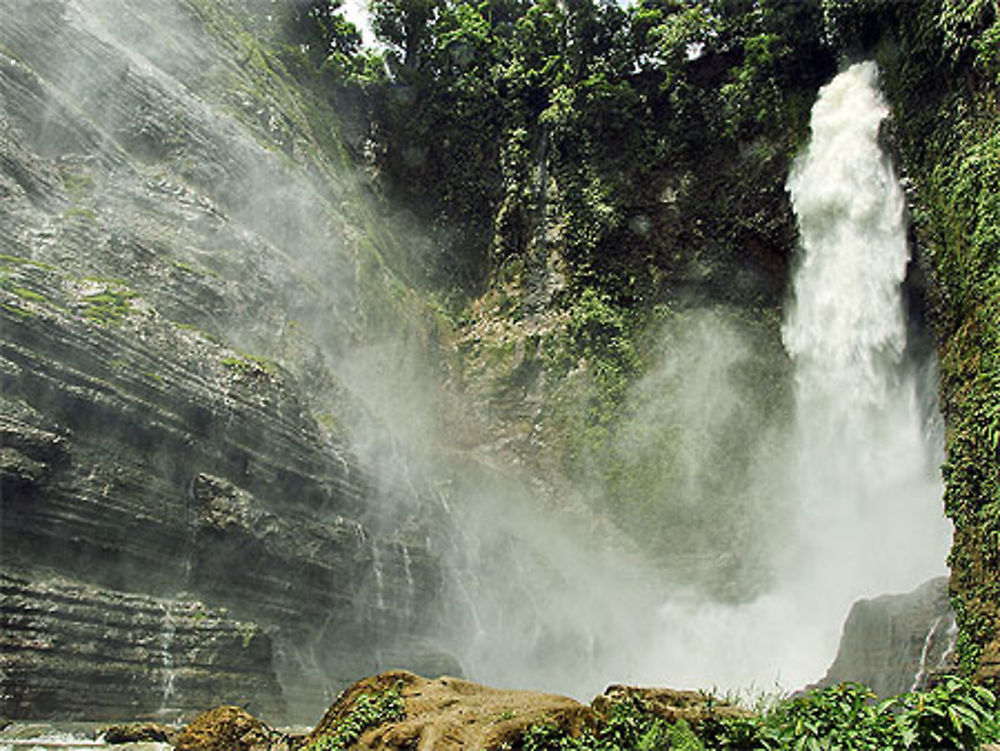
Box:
815, 576, 956, 697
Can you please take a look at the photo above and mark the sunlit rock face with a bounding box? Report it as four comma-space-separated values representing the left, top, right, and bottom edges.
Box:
0, 0, 449, 722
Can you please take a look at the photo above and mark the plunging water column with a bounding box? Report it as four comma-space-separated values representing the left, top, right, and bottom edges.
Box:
782, 60, 950, 601
650, 61, 951, 692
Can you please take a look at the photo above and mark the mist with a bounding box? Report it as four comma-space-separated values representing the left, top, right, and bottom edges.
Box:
1, 0, 954, 718
336, 61, 953, 699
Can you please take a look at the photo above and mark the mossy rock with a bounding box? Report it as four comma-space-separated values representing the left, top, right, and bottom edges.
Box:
173, 706, 273, 751
99, 722, 175, 744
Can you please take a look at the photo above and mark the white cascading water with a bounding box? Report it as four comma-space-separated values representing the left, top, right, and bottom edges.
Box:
780, 60, 950, 600
645, 61, 952, 692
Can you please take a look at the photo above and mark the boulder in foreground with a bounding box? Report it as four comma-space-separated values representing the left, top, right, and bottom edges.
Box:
173, 706, 273, 751
303, 670, 594, 750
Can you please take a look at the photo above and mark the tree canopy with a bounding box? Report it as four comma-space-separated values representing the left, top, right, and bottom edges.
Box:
282, 0, 833, 296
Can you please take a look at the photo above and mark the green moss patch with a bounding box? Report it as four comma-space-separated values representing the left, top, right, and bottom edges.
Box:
80, 288, 138, 325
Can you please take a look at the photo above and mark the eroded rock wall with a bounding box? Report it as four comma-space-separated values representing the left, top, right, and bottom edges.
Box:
817, 577, 956, 698
0, 0, 453, 721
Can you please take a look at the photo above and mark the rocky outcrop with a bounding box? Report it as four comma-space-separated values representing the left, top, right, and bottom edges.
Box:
0, 572, 284, 721
816, 577, 956, 697
292, 671, 751, 751
304, 670, 595, 751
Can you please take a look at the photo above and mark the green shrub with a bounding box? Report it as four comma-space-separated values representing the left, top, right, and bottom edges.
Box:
522, 679, 999, 750
707, 678, 998, 750
522, 697, 671, 751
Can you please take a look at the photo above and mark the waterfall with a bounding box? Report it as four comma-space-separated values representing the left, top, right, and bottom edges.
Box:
761, 61, 953, 686
910, 613, 955, 691
781, 60, 950, 603
644, 62, 952, 693
157, 601, 178, 717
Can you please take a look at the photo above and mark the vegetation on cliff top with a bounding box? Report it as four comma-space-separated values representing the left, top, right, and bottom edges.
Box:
284, 0, 832, 299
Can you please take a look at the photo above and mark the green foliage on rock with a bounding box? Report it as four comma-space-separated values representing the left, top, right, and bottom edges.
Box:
79, 288, 137, 326
221, 353, 278, 378
566, 287, 641, 433
300, 684, 405, 751
523, 695, 677, 751
282, 0, 833, 300
523, 679, 1000, 751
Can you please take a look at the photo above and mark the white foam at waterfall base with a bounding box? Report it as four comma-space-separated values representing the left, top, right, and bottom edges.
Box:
646, 61, 952, 692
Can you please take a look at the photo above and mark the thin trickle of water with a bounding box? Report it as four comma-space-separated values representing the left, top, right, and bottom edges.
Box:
399, 542, 415, 617
371, 542, 385, 611
910, 614, 947, 691
912, 612, 957, 691
183, 477, 198, 588
157, 601, 178, 715
940, 618, 959, 669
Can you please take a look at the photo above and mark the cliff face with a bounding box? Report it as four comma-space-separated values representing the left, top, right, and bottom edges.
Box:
816, 577, 956, 698
0, 0, 455, 722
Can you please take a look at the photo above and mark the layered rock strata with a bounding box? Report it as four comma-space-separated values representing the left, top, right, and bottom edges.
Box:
0, 0, 452, 721
0, 572, 284, 721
